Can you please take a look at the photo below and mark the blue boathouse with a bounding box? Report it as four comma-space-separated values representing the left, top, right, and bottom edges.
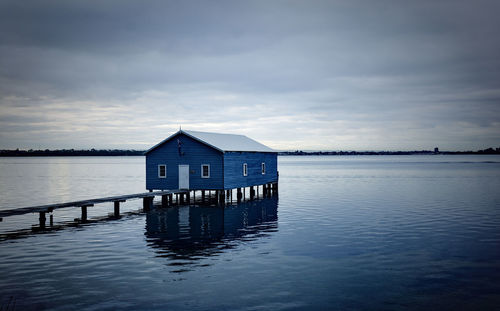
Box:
145, 130, 278, 199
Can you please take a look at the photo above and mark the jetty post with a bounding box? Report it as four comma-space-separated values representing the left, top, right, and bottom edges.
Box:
39, 211, 46, 229
143, 196, 153, 211
114, 200, 126, 217
161, 195, 169, 208
237, 188, 242, 202
80, 204, 93, 222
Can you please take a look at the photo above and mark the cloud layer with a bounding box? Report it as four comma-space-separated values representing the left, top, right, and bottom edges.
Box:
1, 0, 499, 150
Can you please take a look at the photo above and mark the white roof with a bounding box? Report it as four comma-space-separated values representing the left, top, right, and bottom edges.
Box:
146, 130, 275, 153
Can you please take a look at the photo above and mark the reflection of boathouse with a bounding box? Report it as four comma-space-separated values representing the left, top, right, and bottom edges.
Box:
145, 197, 278, 260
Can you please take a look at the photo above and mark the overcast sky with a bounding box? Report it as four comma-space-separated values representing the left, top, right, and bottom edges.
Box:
1, 0, 499, 151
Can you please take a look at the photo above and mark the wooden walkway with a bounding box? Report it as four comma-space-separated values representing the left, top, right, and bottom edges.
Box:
0, 183, 278, 231
0, 190, 188, 225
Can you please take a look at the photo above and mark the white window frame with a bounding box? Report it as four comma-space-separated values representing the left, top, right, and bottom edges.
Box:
261, 162, 266, 175
201, 164, 210, 178
158, 164, 167, 178
243, 163, 248, 176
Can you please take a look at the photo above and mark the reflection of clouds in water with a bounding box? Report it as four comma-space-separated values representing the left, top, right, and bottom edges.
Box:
145, 197, 278, 270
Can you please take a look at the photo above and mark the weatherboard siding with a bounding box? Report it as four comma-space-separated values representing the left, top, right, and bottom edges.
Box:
146, 133, 223, 190
223, 152, 278, 189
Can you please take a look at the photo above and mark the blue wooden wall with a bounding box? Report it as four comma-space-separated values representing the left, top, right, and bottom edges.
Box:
146, 133, 223, 190
146, 133, 278, 190
223, 152, 278, 189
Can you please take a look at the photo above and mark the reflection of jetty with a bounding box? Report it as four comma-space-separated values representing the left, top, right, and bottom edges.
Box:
146, 196, 278, 261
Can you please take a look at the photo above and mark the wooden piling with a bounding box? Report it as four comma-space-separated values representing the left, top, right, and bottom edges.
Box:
114, 201, 121, 217
161, 195, 169, 208
81, 206, 88, 222
143, 197, 153, 211
237, 188, 242, 202
219, 190, 225, 206
50, 214, 53, 227
39, 211, 46, 229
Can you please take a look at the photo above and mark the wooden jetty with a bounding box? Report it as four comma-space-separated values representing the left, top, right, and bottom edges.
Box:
0, 190, 188, 228
0, 183, 278, 229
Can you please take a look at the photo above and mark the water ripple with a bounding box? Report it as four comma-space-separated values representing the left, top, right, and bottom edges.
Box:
1, 155, 500, 310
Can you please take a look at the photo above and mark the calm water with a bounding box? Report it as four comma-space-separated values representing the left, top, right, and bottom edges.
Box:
1, 155, 500, 310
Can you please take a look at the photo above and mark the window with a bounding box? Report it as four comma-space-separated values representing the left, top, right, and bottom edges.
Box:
243, 163, 248, 176
158, 165, 167, 178
261, 162, 266, 175
201, 164, 210, 178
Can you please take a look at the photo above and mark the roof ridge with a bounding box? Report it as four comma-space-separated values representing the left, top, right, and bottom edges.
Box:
146, 129, 275, 154
184, 129, 245, 136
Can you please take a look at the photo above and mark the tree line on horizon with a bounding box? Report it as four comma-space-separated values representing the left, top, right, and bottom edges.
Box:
1, 147, 500, 157
278, 147, 500, 155
0, 149, 145, 157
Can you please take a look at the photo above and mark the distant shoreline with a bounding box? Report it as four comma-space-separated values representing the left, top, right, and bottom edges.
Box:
278, 149, 500, 156
0, 149, 145, 157
1, 148, 499, 157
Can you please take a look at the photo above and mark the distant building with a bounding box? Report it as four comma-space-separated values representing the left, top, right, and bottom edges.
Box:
145, 130, 278, 191
434, 147, 439, 153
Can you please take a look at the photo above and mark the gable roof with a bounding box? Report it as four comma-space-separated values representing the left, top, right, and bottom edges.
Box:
145, 130, 275, 154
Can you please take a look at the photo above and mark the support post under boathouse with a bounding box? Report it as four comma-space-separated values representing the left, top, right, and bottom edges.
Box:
144, 129, 279, 203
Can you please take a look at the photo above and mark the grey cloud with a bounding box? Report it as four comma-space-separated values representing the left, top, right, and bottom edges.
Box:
0, 0, 499, 150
